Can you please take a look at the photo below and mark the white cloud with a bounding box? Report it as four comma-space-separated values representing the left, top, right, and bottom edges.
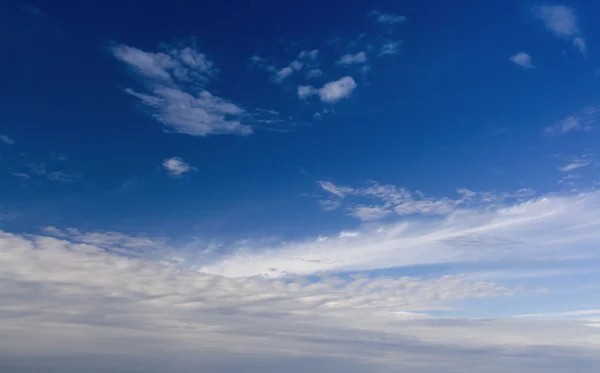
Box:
297, 85, 316, 99
201, 189, 600, 278
3, 200, 600, 370
368, 10, 406, 25
274, 66, 294, 82
113, 43, 253, 137
347, 205, 393, 221
558, 154, 595, 172
305, 68, 323, 79
162, 157, 195, 176
299, 49, 319, 60
319, 77, 357, 103
319, 198, 342, 211
510, 52, 535, 69
290, 60, 303, 71
319, 181, 351, 198
380, 41, 401, 56
336, 52, 367, 66
318, 181, 529, 221
1, 135, 14, 145
533, 5, 587, 56
544, 106, 597, 134
298, 77, 357, 104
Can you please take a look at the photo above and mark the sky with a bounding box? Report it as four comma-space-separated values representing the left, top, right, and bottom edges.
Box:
1, 0, 600, 371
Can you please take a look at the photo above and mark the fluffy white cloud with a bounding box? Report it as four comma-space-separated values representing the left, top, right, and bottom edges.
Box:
336, 52, 367, 66
298, 77, 357, 103
162, 157, 195, 176
113, 43, 253, 136
0, 135, 14, 145
533, 5, 587, 55
318, 77, 357, 103
544, 106, 597, 134
510, 52, 535, 69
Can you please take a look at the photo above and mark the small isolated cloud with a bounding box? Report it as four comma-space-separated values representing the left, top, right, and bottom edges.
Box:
113, 43, 253, 137
162, 157, 195, 176
510, 52, 535, 69
533, 5, 587, 56
298, 77, 357, 104
305, 68, 323, 79
380, 41, 401, 56
298, 49, 319, 60
1, 135, 15, 145
368, 10, 406, 25
558, 154, 595, 172
336, 52, 367, 66
544, 106, 597, 135
273, 66, 294, 82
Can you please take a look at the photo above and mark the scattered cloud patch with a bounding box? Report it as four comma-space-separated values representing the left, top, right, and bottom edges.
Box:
162, 157, 195, 176
336, 52, 367, 66
558, 154, 595, 172
305, 68, 323, 79
113, 43, 253, 136
298, 77, 357, 104
510, 52, 535, 69
27, 162, 81, 183
298, 49, 319, 60
318, 180, 536, 221
544, 106, 597, 135
1, 135, 15, 145
533, 5, 587, 56
203, 189, 600, 279
274, 66, 294, 82
368, 10, 406, 25
380, 41, 401, 56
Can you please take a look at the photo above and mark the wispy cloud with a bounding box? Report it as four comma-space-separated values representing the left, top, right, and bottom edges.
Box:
298, 76, 357, 103
368, 10, 406, 25
20, 4, 46, 18
27, 162, 81, 183
533, 5, 587, 56
558, 154, 595, 172
113, 43, 253, 137
380, 41, 401, 56
305, 68, 323, 78
318, 180, 535, 221
0, 135, 15, 145
336, 52, 367, 66
544, 106, 597, 135
510, 52, 535, 69
203, 190, 600, 279
162, 157, 196, 176
273, 66, 294, 82
251, 53, 312, 84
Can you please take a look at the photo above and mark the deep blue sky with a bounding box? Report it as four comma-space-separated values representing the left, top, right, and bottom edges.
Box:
2, 0, 599, 242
